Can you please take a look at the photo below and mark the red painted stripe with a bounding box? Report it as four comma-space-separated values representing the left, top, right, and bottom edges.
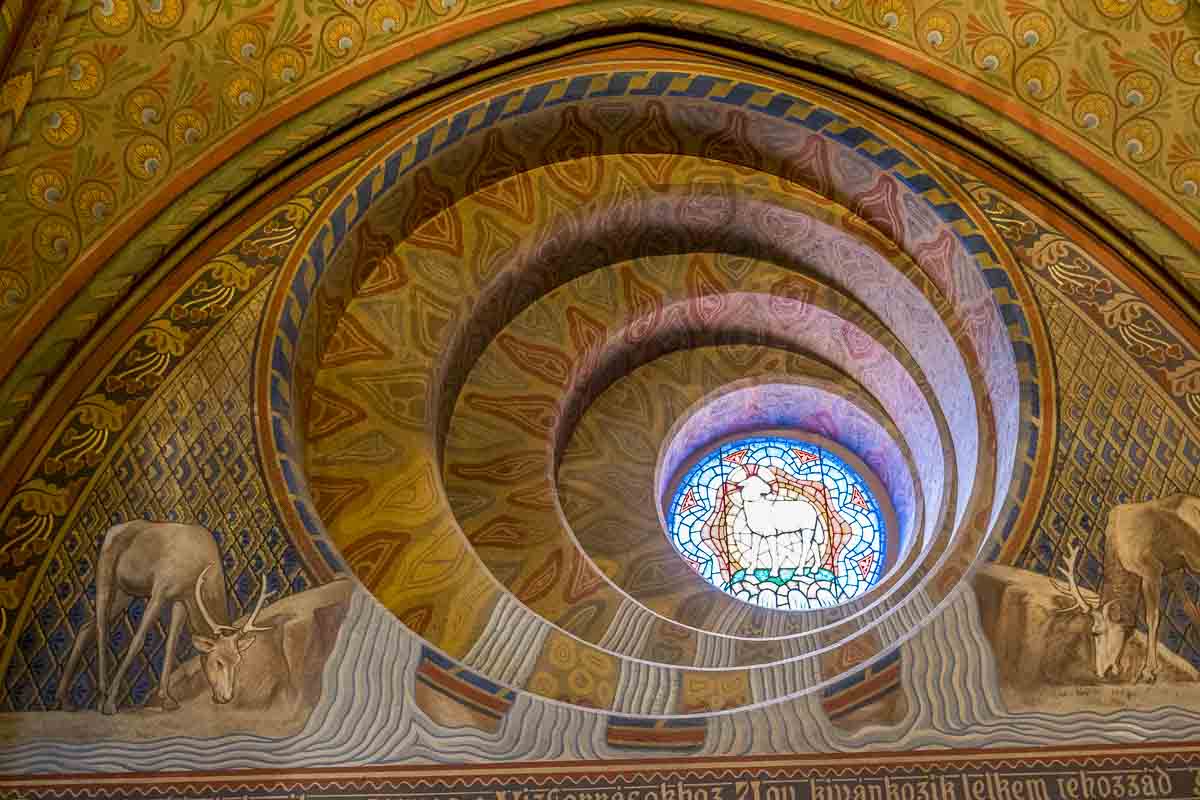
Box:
607, 730, 707, 745
821, 660, 902, 715
416, 662, 513, 713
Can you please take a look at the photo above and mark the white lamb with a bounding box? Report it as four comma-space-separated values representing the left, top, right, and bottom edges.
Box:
735, 470, 826, 577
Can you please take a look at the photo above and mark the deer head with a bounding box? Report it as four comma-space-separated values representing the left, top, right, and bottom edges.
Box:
193, 565, 274, 704
1054, 542, 1126, 680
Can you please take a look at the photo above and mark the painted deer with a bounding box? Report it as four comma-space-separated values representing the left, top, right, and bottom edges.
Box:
55, 520, 272, 714
1055, 494, 1200, 683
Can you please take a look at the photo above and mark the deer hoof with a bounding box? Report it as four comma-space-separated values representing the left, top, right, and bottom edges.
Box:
159, 695, 180, 711
1136, 667, 1158, 684
55, 692, 75, 712
100, 700, 118, 715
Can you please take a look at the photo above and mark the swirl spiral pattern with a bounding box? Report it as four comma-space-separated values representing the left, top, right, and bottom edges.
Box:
256, 56, 1049, 719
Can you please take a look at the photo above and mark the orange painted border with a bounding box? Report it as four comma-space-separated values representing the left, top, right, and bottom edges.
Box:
821, 660, 901, 715
416, 663, 514, 713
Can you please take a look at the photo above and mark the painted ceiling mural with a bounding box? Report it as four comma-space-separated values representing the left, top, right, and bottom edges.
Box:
0, 0, 1198, 787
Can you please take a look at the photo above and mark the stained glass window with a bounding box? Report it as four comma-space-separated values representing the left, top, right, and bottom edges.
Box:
666, 435, 886, 610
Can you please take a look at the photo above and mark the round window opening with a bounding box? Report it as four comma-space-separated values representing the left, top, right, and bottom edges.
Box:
666, 434, 888, 610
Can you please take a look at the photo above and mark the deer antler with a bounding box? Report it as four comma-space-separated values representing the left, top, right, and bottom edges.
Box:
194, 564, 237, 635
237, 574, 275, 635
1053, 541, 1096, 614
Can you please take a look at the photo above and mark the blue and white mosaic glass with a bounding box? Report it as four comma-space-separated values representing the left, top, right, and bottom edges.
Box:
666, 436, 886, 610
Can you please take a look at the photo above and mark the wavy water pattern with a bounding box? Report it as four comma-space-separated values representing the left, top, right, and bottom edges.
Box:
5, 587, 1200, 774
464, 594, 548, 687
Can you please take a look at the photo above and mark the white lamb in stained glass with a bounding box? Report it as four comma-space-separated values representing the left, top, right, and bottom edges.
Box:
735, 469, 827, 577
668, 435, 884, 609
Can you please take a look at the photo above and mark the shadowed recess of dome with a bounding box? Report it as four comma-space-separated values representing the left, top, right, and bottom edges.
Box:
252, 51, 1047, 710
666, 435, 889, 611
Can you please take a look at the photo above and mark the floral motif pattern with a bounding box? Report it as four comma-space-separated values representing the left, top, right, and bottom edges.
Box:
3, 0, 1200, 475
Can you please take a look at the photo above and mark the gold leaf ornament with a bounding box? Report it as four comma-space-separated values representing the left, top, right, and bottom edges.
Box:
1072, 93, 1115, 131
226, 22, 266, 62
1142, 0, 1187, 24
526, 670, 558, 696
1173, 38, 1200, 84
0, 574, 26, 610
209, 255, 257, 290
75, 395, 126, 431
1016, 57, 1060, 102
1098, 291, 1152, 328
1094, 0, 1137, 17
141, 318, 190, 355
90, 0, 134, 35
426, 0, 464, 18
1117, 117, 1162, 163
1172, 162, 1200, 198
266, 46, 306, 86
873, 0, 910, 33
548, 634, 576, 669
74, 181, 117, 225
917, 10, 958, 53
124, 135, 170, 179
0, 73, 33, 115
972, 36, 1012, 75
322, 15, 364, 58
33, 216, 79, 263
26, 167, 69, 211
40, 103, 83, 146
139, 0, 184, 29
366, 0, 406, 36
124, 87, 166, 127
1165, 361, 1200, 395
12, 480, 72, 516
1014, 11, 1054, 49
1116, 70, 1160, 109
223, 72, 263, 114
66, 53, 105, 96
168, 107, 209, 146
0, 271, 29, 317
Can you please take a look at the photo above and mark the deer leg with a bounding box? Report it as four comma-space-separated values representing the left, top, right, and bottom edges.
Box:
155, 600, 186, 711
276, 618, 310, 710
56, 619, 94, 711
57, 587, 130, 710
103, 590, 165, 715
94, 574, 112, 700
1138, 572, 1162, 684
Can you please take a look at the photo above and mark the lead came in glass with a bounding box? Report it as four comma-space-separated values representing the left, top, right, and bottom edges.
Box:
666, 436, 886, 610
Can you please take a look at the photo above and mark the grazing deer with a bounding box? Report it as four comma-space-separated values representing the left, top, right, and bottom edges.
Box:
1055, 494, 1200, 683
55, 520, 272, 715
